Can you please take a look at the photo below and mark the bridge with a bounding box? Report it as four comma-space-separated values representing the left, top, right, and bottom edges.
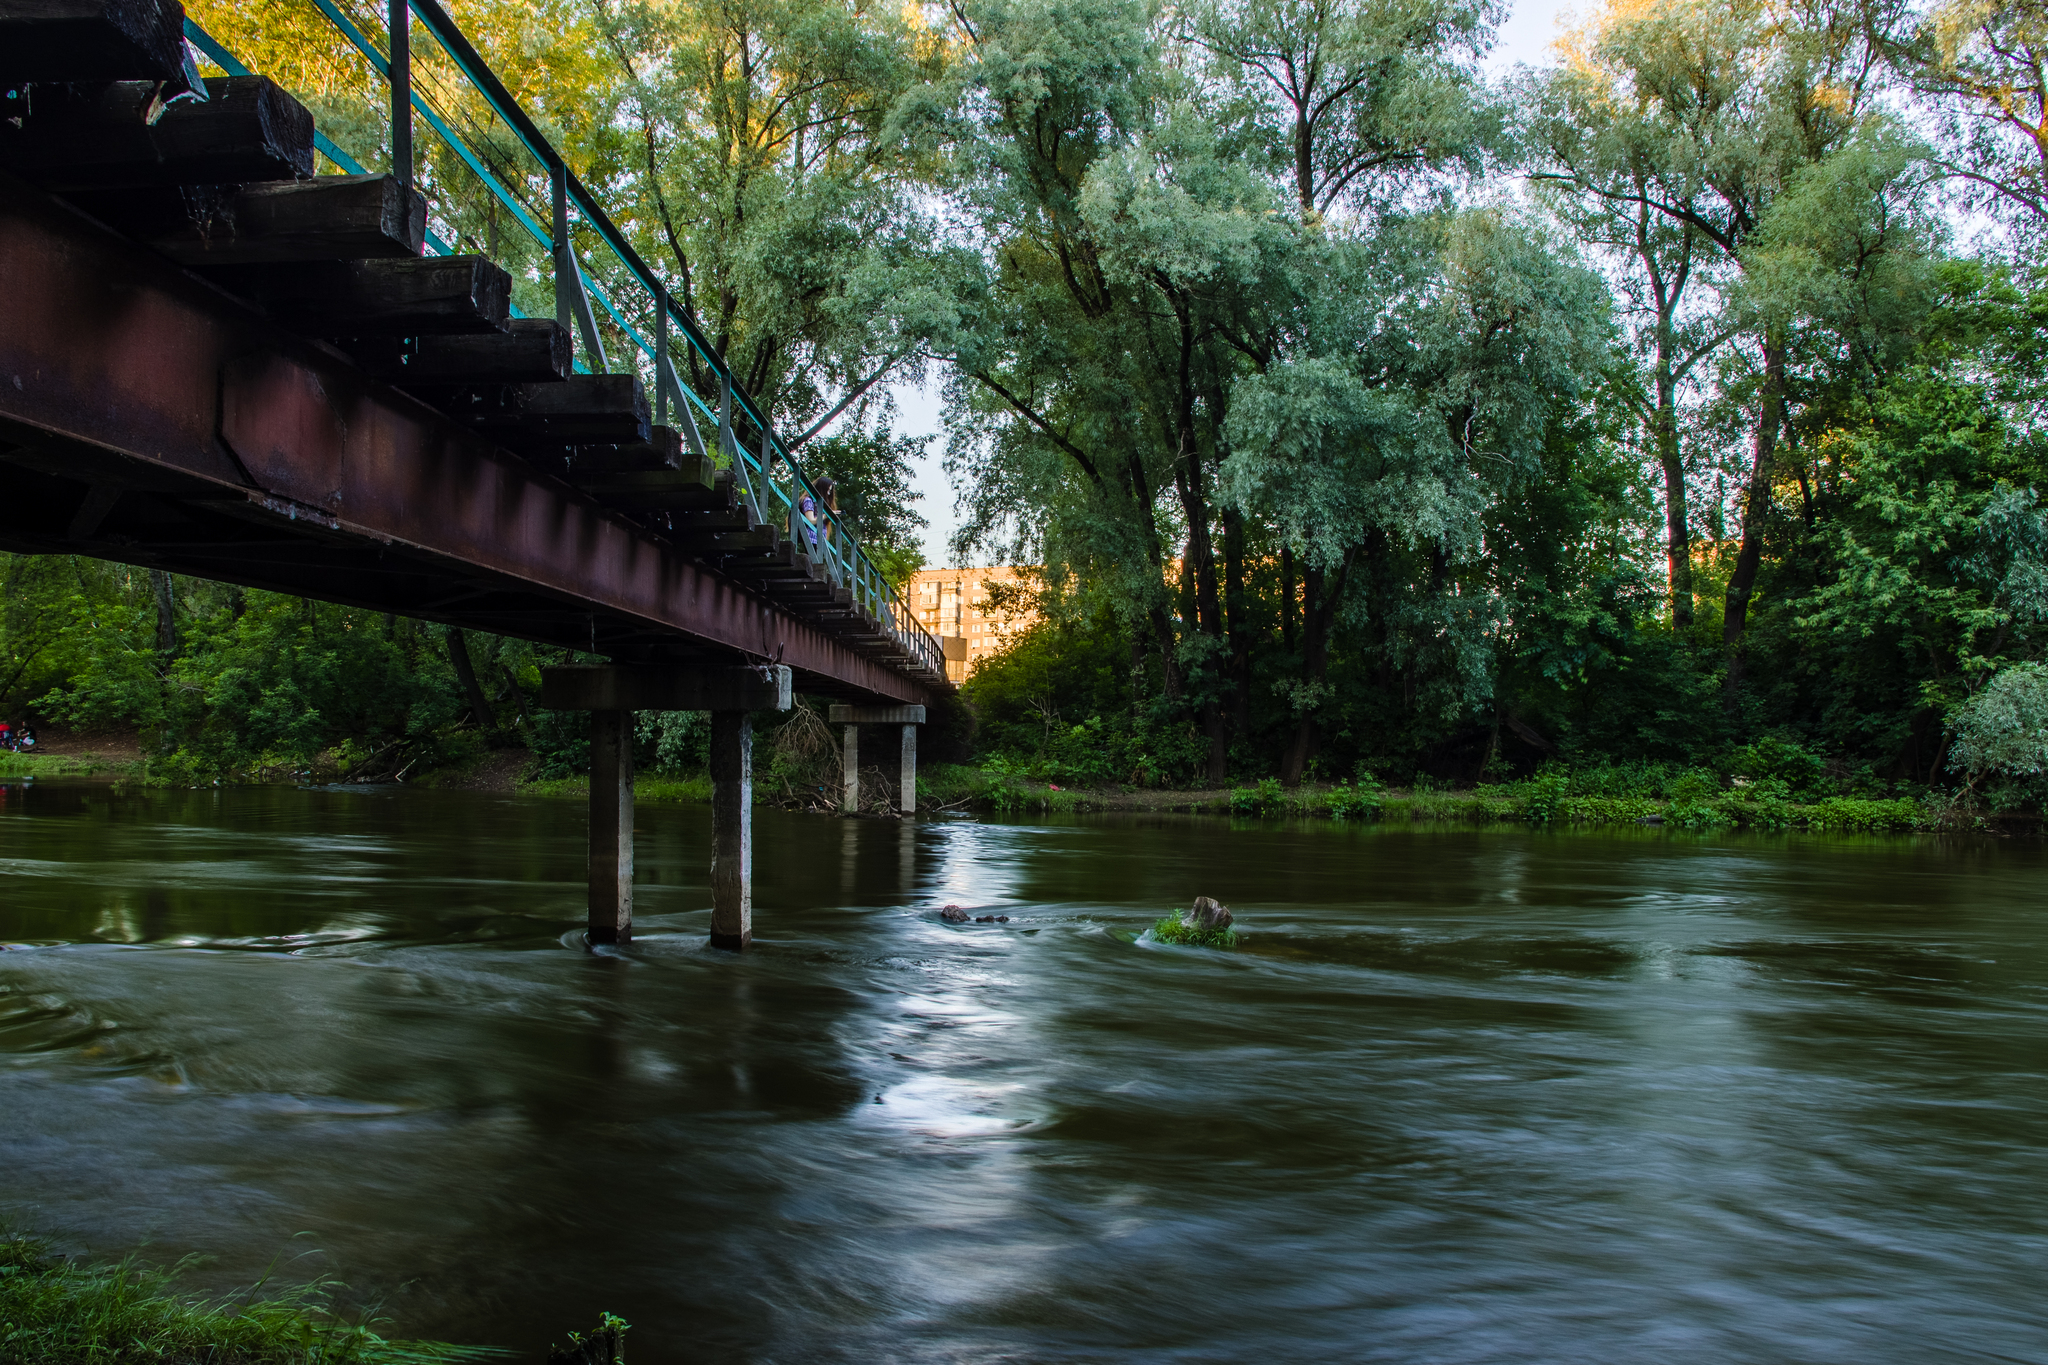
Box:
0, 0, 952, 949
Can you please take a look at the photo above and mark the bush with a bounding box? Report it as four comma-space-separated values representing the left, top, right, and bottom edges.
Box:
1230, 776, 1285, 815
1519, 767, 1570, 824
1149, 916, 1238, 949
1803, 796, 1923, 832
1324, 777, 1383, 820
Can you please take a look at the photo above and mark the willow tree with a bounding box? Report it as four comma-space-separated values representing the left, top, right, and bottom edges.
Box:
1880, 0, 2048, 254
1525, 59, 1737, 630
591, 0, 950, 433
1190, 0, 1536, 782
1540, 1, 1898, 678
930, 0, 1504, 781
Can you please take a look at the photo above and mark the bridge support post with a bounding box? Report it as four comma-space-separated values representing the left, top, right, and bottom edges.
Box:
842, 722, 859, 814
899, 723, 917, 814
541, 665, 792, 952
828, 705, 927, 815
587, 709, 634, 945
710, 710, 752, 951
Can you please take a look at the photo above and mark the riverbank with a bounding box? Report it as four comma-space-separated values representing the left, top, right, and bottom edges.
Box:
0, 1230, 494, 1364
918, 767, 1943, 832
3, 740, 1979, 835
451, 757, 1950, 834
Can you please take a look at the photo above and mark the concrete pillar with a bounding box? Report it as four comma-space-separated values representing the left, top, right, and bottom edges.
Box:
710, 709, 752, 951
899, 723, 917, 814
587, 709, 634, 945
842, 723, 860, 813
828, 704, 927, 820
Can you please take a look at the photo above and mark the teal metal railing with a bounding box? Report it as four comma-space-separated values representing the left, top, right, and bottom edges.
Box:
184, 1, 942, 679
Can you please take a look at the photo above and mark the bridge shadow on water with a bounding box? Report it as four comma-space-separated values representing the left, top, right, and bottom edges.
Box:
1, 780, 2045, 1363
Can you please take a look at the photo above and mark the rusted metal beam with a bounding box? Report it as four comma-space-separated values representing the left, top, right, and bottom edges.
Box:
0, 179, 938, 706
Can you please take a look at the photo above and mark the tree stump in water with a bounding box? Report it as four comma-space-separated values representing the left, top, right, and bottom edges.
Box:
1184, 897, 1233, 932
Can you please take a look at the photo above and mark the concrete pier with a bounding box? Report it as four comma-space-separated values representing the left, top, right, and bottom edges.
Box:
586, 708, 634, 944
709, 710, 752, 950
829, 704, 926, 814
541, 664, 790, 949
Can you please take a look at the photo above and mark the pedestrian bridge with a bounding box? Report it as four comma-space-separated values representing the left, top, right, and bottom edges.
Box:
0, 0, 951, 948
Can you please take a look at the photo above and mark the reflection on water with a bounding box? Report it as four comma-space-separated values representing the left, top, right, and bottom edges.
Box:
2, 780, 2044, 1363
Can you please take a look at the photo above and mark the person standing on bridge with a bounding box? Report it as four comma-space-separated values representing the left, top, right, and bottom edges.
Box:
795, 482, 822, 556
815, 477, 840, 568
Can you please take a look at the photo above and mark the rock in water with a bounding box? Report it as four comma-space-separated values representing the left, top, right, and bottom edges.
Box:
1184, 896, 1232, 931
939, 905, 970, 923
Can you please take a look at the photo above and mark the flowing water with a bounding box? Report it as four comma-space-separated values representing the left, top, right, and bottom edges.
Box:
0, 778, 2043, 1363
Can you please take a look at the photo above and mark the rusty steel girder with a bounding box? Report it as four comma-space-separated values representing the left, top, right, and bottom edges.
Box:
0, 178, 938, 706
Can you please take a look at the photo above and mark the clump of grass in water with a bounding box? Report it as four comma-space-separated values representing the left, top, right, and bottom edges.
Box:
0, 1231, 501, 1363
1149, 916, 1239, 949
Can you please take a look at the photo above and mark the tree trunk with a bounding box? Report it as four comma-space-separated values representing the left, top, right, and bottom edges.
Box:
1280, 552, 1353, 786
1223, 507, 1251, 739
1148, 605, 1182, 701
1723, 337, 1786, 698
149, 569, 178, 657
1173, 469, 1229, 784
1655, 365, 1692, 628
1280, 545, 1296, 651
446, 628, 495, 726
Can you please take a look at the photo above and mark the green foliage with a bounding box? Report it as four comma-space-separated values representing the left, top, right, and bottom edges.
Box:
1230, 777, 1285, 815
1520, 768, 1570, 824
1149, 916, 1239, 949
1802, 796, 1925, 832
1323, 777, 1383, 820
635, 710, 709, 774
0, 1231, 497, 1364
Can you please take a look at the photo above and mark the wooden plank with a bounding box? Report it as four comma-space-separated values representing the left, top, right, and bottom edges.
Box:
69, 174, 426, 263
0, 0, 194, 91
0, 76, 313, 188
565, 427, 684, 474
461, 373, 650, 445
668, 525, 781, 556
208, 255, 511, 335
375, 319, 571, 384
569, 462, 720, 503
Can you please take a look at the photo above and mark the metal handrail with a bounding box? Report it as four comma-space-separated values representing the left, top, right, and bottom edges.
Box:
184, 4, 944, 681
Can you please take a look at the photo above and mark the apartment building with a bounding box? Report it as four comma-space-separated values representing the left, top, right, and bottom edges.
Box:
908, 565, 1038, 684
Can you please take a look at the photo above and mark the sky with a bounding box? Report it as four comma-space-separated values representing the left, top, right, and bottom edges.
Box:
887, 0, 1581, 567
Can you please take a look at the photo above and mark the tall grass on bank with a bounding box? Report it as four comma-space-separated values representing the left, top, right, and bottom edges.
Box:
0, 1232, 497, 1364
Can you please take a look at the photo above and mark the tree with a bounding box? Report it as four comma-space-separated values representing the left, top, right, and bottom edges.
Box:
1880, 0, 2048, 255
1525, 65, 1739, 628
1531, 0, 1885, 687
1221, 210, 1612, 781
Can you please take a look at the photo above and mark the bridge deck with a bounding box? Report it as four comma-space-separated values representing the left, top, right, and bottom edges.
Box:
0, 2, 947, 707
0, 181, 938, 704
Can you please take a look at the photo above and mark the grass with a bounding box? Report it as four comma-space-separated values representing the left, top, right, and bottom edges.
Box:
0, 1231, 498, 1364
0, 752, 118, 779
518, 773, 713, 804
927, 766, 1935, 833
461, 758, 1938, 834
1148, 916, 1239, 949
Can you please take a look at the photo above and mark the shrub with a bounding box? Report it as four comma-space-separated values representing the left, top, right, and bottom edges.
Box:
1150, 916, 1239, 949
1230, 776, 1285, 815
1324, 777, 1383, 820
1519, 767, 1570, 824
1802, 796, 1923, 832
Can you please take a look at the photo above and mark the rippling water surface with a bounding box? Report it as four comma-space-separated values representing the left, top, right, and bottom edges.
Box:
0, 778, 2043, 1363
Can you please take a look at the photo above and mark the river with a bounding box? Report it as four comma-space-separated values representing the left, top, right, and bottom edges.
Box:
0, 778, 2042, 1363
